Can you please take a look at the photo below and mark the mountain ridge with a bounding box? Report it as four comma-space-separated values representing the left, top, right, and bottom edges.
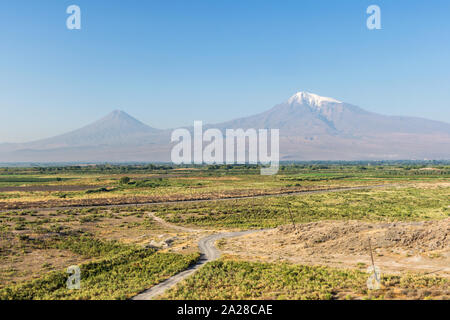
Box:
1, 92, 450, 162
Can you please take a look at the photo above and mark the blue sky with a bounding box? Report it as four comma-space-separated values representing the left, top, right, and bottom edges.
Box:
1, 0, 450, 142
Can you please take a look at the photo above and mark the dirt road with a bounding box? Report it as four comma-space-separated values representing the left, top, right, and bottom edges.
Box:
147, 212, 203, 233
2, 184, 394, 213
132, 230, 264, 300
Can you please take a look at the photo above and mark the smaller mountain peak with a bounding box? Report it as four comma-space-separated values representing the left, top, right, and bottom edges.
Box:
110, 109, 127, 116
287, 91, 341, 107
99, 110, 144, 124
104, 110, 135, 120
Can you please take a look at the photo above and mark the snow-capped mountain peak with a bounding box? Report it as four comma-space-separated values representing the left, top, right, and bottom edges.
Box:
287, 91, 342, 107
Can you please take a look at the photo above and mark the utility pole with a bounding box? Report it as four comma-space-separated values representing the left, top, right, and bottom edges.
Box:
287, 202, 296, 230
368, 238, 375, 268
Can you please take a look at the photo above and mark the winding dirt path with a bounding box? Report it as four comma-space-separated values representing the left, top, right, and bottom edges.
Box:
132, 215, 265, 300
130, 184, 395, 300
147, 212, 203, 233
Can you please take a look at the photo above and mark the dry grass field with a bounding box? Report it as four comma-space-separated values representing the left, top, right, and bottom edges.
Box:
0, 163, 449, 299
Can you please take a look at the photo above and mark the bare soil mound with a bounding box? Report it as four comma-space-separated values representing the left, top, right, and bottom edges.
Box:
276, 219, 449, 254
222, 219, 449, 277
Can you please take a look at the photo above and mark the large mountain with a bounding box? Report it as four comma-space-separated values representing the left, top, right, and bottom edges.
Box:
29, 110, 161, 148
216, 92, 450, 160
218, 92, 450, 136
1, 92, 450, 162
0, 110, 171, 162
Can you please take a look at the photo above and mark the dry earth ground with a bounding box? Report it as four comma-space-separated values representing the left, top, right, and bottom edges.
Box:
220, 219, 450, 277
0, 208, 205, 287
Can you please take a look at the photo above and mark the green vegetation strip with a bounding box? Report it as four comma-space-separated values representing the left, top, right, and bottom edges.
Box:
161, 260, 449, 300
154, 187, 450, 229
0, 237, 199, 300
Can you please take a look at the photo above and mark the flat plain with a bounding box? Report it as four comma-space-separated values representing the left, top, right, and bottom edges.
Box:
0, 163, 448, 299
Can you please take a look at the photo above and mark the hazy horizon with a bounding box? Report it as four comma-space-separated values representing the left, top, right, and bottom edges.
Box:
3, 91, 450, 145
1, 0, 450, 142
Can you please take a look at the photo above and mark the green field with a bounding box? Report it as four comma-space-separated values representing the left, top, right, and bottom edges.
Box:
0, 235, 198, 300
161, 259, 449, 300
154, 186, 450, 229
0, 162, 449, 300
0, 163, 449, 210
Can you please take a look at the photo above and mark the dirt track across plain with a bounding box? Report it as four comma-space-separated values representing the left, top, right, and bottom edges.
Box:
132, 230, 264, 300
2, 184, 394, 213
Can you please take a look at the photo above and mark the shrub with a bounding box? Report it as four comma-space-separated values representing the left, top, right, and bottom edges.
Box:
119, 176, 131, 185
